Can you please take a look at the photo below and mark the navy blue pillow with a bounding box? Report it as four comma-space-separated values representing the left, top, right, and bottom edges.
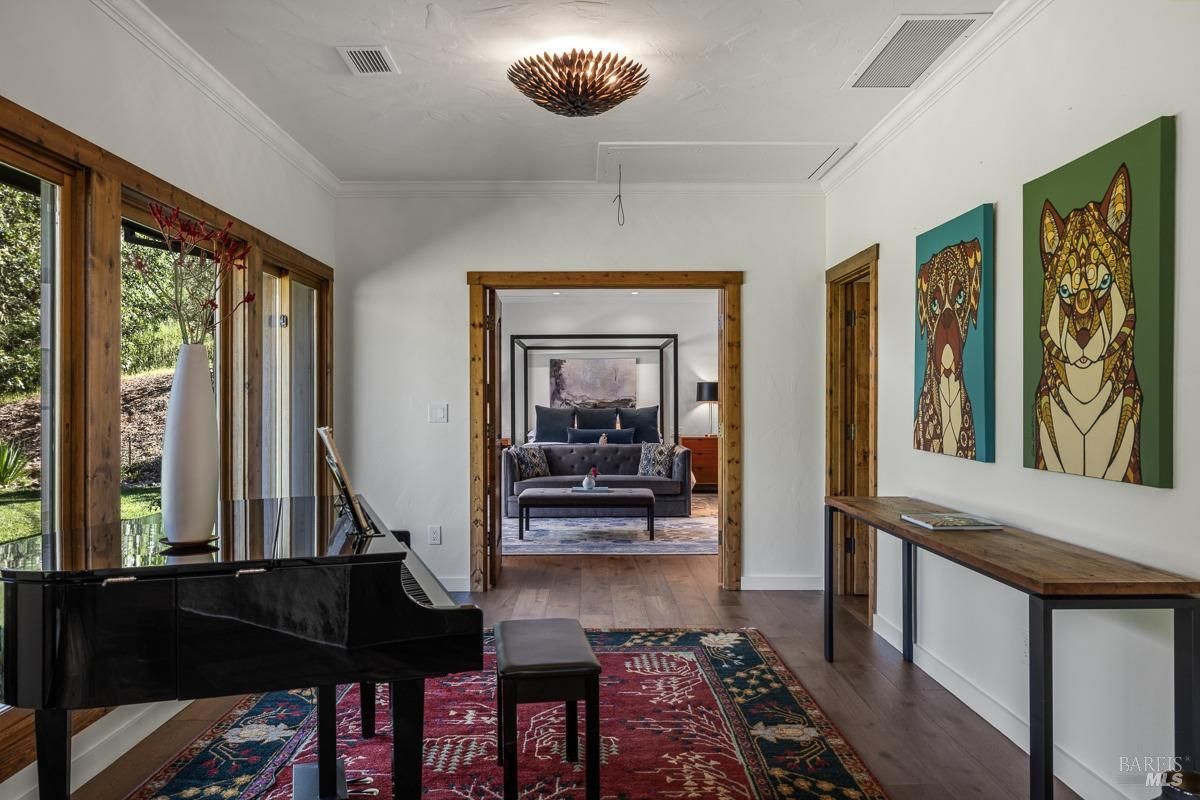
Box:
566, 428, 636, 444
575, 407, 618, 428
617, 406, 661, 443
534, 405, 575, 442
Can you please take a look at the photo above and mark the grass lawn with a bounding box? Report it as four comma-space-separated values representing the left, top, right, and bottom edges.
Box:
0, 486, 162, 544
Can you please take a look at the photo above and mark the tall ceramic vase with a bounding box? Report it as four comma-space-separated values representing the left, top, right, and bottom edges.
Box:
161, 343, 218, 544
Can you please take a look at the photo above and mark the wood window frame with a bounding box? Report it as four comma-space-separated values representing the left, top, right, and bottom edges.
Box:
0, 95, 335, 781
465, 270, 745, 591
825, 245, 879, 614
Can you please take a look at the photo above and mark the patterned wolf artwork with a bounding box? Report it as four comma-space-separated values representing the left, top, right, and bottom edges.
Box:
913, 240, 982, 459
1033, 165, 1141, 483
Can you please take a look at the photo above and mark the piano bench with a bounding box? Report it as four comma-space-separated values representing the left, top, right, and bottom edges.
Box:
494, 618, 601, 800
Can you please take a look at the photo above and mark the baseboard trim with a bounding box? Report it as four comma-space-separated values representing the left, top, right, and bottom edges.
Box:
740, 574, 822, 591
871, 615, 1133, 800
1, 700, 189, 799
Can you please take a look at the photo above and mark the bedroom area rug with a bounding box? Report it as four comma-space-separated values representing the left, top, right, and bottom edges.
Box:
130, 628, 886, 799
501, 494, 719, 556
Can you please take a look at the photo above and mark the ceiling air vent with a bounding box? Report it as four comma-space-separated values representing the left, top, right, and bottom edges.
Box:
336, 45, 400, 76
845, 14, 989, 89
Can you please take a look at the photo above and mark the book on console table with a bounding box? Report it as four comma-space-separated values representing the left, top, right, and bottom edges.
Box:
900, 512, 1001, 531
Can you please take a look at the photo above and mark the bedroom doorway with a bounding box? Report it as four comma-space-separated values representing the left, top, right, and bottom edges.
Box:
467, 271, 744, 592
825, 245, 879, 615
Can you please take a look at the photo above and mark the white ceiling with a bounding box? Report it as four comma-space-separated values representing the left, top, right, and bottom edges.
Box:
144, 0, 1001, 183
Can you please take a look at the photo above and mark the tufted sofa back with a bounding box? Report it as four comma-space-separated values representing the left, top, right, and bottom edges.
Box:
541, 444, 642, 476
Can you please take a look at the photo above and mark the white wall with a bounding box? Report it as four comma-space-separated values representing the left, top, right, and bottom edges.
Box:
500, 293, 719, 440
0, 0, 336, 264
334, 189, 825, 590
824, 1, 1199, 797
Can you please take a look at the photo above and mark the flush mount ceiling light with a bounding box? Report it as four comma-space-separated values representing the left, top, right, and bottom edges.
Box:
507, 49, 648, 117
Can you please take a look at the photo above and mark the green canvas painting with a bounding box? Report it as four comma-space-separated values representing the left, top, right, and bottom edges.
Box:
1022, 117, 1175, 487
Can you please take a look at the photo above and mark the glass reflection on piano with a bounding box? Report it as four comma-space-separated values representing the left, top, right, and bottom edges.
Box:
0, 496, 340, 574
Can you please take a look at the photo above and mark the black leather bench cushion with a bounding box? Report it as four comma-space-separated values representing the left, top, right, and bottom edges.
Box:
495, 618, 601, 677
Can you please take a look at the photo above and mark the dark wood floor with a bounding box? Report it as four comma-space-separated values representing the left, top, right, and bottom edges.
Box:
81, 554, 1080, 799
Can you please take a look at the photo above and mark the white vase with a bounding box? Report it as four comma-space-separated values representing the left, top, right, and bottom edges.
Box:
161, 343, 218, 544
582, 474, 596, 490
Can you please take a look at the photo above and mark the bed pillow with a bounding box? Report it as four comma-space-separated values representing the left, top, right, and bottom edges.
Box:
510, 445, 550, 480
638, 442, 677, 477
575, 407, 618, 429
533, 405, 575, 442
567, 427, 636, 444
618, 406, 661, 443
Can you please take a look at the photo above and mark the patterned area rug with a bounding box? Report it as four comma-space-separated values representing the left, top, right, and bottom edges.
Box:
502, 494, 718, 555
131, 629, 886, 800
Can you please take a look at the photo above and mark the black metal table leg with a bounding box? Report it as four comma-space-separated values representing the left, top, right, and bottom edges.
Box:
390, 679, 425, 800
1176, 601, 1200, 772
502, 677, 518, 798
360, 682, 376, 738
585, 676, 601, 800
565, 700, 579, 762
902, 541, 916, 663
1029, 595, 1053, 800
648, 507, 655, 540
35, 708, 70, 800
518, 507, 525, 540
824, 504, 834, 662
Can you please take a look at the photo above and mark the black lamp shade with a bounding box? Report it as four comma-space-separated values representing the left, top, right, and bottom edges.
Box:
696, 382, 719, 403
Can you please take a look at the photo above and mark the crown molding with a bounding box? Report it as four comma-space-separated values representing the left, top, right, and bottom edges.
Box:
90, 0, 342, 197
335, 180, 826, 199
819, 0, 1056, 195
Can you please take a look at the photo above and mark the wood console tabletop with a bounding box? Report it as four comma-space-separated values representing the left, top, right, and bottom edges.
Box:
826, 495, 1200, 597
823, 495, 1200, 800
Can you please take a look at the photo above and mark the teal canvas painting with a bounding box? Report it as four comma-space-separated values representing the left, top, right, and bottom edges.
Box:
913, 203, 995, 462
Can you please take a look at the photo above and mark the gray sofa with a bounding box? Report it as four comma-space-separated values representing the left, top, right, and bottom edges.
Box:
502, 443, 692, 518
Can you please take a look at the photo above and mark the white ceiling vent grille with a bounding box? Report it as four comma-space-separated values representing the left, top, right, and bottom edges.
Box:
845, 14, 988, 89
336, 46, 399, 76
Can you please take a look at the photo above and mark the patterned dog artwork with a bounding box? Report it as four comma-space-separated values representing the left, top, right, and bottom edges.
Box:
1023, 118, 1175, 487
913, 204, 995, 462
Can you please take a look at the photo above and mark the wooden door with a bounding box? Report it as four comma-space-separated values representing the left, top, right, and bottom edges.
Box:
485, 290, 504, 587
842, 281, 872, 595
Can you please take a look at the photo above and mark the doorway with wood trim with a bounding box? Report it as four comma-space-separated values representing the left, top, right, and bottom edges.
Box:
467, 271, 745, 593
825, 246, 878, 615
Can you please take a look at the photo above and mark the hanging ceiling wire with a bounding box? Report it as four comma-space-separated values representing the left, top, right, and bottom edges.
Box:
612, 163, 626, 227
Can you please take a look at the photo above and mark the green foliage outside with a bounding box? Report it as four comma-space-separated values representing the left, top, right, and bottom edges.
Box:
0, 440, 30, 486
0, 486, 163, 545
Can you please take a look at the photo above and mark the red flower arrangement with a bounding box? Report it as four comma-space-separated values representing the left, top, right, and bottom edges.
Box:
589, 467, 599, 478
133, 204, 255, 347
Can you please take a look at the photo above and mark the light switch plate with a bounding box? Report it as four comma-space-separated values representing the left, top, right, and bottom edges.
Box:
428, 403, 449, 423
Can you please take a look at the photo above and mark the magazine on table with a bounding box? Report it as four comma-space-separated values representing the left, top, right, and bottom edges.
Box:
899, 512, 1002, 531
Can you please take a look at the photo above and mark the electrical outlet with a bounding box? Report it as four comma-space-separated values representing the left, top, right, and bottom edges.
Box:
428, 403, 449, 423
427, 525, 442, 546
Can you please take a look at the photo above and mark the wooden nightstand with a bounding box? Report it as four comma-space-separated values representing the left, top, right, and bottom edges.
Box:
680, 435, 719, 492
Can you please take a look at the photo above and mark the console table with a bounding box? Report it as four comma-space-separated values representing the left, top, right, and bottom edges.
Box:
824, 496, 1200, 800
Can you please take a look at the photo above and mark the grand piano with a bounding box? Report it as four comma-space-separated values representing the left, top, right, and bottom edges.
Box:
0, 494, 483, 799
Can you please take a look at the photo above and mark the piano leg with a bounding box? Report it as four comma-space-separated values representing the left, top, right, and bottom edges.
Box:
35, 709, 71, 800
360, 682, 376, 738
390, 678, 425, 800
292, 685, 347, 799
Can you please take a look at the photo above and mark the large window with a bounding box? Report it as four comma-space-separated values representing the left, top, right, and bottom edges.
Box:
0, 161, 59, 552
262, 268, 319, 498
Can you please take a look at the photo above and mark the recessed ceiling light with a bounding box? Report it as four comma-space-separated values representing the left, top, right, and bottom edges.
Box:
631, 291, 640, 295
552, 291, 561, 295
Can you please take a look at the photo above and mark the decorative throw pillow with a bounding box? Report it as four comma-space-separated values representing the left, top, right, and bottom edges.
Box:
575, 407, 618, 428
533, 405, 575, 442
638, 442, 677, 478
567, 427, 635, 444
510, 445, 550, 480
618, 406, 661, 443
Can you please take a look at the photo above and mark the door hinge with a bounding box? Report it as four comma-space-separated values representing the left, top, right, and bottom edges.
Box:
845, 534, 856, 555
845, 309, 857, 327
278, 313, 289, 329
484, 314, 494, 332
846, 423, 856, 441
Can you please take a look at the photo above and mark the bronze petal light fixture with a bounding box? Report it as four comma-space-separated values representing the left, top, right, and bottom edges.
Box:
507, 49, 649, 117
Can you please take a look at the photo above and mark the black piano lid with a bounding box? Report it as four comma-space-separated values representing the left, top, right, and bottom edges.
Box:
0, 495, 405, 583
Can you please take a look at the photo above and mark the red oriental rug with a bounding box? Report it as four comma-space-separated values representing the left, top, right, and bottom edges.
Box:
131, 628, 887, 799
